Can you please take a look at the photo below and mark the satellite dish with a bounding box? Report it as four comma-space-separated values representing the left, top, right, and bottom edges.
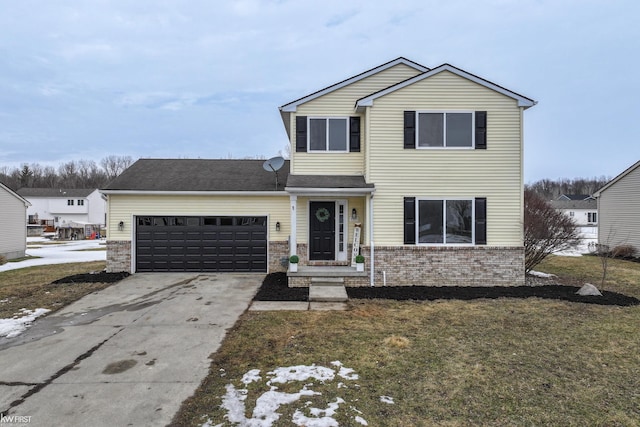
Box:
262, 156, 285, 190
262, 156, 284, 172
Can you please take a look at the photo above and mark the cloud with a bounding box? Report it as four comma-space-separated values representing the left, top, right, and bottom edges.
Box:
325, 9, 359, 27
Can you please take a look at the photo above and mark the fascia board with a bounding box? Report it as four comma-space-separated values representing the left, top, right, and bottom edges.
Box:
356, 64, 536, 109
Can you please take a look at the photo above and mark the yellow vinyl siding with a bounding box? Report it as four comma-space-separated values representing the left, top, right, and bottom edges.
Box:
106, 194, 289, 241
291, 64, 422, 176
367, 71, 523, 246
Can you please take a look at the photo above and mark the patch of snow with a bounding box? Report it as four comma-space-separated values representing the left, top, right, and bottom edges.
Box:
267, 365, 335, 385
0, 308, 50, 338
242, 369, 262, 384
355, 415, 369, 425
0, 239, 106, 272
380, 396, 395, 404
528, 270, 556, 278
213, 363, 365, 427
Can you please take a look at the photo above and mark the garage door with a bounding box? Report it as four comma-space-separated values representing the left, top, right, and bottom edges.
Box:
135, 216, 267, 272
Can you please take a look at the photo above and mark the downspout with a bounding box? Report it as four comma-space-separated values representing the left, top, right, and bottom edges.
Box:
369, 194, 375, 287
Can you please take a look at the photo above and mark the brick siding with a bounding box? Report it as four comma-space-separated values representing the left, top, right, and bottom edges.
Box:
106, 240, 131, 273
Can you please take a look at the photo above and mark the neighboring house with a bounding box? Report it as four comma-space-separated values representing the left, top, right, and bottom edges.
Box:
0, 182, 30, 260
102, 57, 536, 286
556, 194, 595, 201
16, 188, 107, 238
593, 160, 640, 253
549, 199, 598, 226
549, 199, 598, 241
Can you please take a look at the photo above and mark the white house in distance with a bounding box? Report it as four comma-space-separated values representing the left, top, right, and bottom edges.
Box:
549, 196, 598, 243
16, 188, 107, 238
0, 182, 30, 259
593, 160, 640, 253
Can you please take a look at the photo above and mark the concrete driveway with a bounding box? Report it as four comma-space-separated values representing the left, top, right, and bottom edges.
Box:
0, 273, 262, 426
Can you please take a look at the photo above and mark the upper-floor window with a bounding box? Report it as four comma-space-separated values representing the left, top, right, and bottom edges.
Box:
309, 117, 349, 152
77, 200, 84, 206
404, 110, 486, 150
295, 115, 360, 153
417, 111, 474, 148
67, 199, 74, 206
588, 212, 597, 223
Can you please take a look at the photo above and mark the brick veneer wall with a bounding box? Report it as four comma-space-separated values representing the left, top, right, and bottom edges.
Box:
269, 241, 289, 273
369, 246, 524, 287
106, 240, 131, 273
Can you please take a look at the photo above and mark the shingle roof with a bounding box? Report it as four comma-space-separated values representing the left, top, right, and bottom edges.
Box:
286, 175, 374, 189
102, 159, 290, 192
557, 194, 593, 201
17, 188, 95, 198
549, 200, 597, 210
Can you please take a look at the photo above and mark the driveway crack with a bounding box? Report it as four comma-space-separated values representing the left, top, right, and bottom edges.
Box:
1, 327, 125, 414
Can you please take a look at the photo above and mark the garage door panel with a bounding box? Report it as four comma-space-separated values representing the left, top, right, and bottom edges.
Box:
136, 215, 267, 272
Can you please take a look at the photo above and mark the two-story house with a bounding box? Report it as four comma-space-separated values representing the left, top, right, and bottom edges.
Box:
17, 188, 107, 238
102, 57, 535, 286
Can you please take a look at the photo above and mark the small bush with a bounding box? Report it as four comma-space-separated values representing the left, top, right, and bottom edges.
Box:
355, 255, 365, 263
0, 255, 6, 265
611, 245, 637, 259
289, 255, 299, 263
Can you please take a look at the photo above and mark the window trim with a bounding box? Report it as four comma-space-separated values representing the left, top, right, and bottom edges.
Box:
307, 117, 350, 153
415, 110, 475, 149
415, 197, 475, 245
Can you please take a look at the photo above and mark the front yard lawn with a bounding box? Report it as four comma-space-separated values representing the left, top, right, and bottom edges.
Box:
172, 255, 640, 426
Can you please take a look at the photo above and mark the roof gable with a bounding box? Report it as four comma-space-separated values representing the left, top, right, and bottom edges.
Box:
102, 159, 290, 193
594, 160, 640, 197
355, 63, 536, 111
1, 182, 30, 206
279, 57, 428, 113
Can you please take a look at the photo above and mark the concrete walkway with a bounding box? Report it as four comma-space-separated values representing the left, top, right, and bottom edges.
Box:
0, 273, 262, 427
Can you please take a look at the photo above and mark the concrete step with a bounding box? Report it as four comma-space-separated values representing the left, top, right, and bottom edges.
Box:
309, 283, 348, 302
310, 277, 344, 285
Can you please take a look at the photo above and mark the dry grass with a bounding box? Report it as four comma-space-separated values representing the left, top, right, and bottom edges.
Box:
173, 256, 640, 426
0, 261, 109, 318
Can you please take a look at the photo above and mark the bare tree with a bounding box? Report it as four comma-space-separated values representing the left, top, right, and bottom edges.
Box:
100, 155, 133, 180
524, 189, 581, 273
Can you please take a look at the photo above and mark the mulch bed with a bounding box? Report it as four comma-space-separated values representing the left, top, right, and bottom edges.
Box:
255, 272, 640, 307
51, 271, 130, 285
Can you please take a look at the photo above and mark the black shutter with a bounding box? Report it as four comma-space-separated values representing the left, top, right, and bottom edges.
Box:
296, 116, 307, 152
404, 197, 416, 244
475, 197, 487, 245
475, 111, 487, 150
350, 116, 361, 152
404, 111, 416, 149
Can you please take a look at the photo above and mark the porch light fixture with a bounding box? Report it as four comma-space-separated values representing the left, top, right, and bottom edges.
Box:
118, 221, 125, 231
351, 208, 357, 220
276, 221, 281, 232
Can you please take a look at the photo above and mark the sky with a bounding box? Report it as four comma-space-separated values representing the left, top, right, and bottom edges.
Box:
1, 0, 638, 183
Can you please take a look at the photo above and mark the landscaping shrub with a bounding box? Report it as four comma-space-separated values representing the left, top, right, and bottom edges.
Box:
611, 244, 637, 259
0, 255, 6, 265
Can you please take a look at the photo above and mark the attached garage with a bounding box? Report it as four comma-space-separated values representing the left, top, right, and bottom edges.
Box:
135, 215, 267, 272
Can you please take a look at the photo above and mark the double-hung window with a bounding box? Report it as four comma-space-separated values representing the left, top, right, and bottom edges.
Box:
404, 197, 486, 245
417, 111, 474, 148
308, 117, 349, 152
67, 199, 74, 206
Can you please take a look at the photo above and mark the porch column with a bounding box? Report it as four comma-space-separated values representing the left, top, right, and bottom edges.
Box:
289, 195, 297, 257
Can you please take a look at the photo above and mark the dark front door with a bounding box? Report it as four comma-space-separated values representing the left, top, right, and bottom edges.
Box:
309, 201, 335, 260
